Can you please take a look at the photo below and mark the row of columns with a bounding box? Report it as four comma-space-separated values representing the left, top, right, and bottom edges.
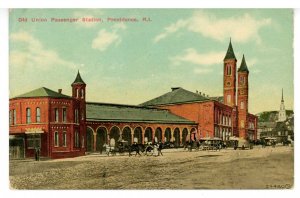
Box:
86, 126, 197, 152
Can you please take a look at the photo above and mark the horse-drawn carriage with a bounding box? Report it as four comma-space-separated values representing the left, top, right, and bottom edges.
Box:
228, 136, 253, 150
199, 137, 222, 151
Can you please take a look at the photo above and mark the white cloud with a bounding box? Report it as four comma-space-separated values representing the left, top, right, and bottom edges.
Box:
154, 11, 272, 44
170, 48, 224, 66
92, 30, 121, 51
10, 31, 76, 71
91, 24, 126, 52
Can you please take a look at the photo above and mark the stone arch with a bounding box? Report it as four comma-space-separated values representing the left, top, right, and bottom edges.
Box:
96, 126, 107, 152
122, 126, 132, 144
133, 126, 143, 144
109, 126, 121, 144
174, 128, 180, 147
190, 128, 197, 141
164, 128, 171, 142
86, 126, 94, 152
155, 127, 163, 143
145, 127, 153, 143
182, 128, 188, 143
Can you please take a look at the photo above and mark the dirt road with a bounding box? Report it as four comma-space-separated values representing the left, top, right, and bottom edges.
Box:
9, 146, 294, 189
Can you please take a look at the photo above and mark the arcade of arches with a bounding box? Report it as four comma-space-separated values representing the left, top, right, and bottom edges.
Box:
86, 123, 197, 152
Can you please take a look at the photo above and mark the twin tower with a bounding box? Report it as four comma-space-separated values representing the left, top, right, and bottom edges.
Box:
223, 39, 250, 138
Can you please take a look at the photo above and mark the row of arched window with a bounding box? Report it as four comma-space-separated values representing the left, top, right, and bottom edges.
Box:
25, 107, 41, 124
75, 88, 85, 99
215, 110, 232, 126
53, 130, 83, 148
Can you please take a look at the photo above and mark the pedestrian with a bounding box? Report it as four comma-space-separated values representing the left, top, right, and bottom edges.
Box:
34, 147, 38, 161
37, 147, 40, 161
158, 142, 163, 156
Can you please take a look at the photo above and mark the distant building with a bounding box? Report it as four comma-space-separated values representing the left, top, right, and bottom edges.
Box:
258, 89, 294, 142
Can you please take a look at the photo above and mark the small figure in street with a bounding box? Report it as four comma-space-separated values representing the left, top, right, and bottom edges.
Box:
153, 143, 158, 156
34, 147, 40, 161
158, 142, 163, 156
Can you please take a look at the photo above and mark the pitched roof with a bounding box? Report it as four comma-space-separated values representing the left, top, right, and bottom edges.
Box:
72, 71, 86, 85
238, 54, 249, 73
140, 87, 210, 107
224, 39, 236, 60
12, 87, 71, 99
86, 102, 195, 124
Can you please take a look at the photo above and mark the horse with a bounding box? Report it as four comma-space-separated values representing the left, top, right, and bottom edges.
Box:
129, 143, 145, 156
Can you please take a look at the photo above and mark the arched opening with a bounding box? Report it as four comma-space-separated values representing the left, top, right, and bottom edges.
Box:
122, 127, 132, 144
164, 128, 171, 142
145, 127, 153, 143
174, 128, 180, 147
134, 127, 142, 144
190, 128, 197, 141
86, 127, 94, 152
182, 128, 188, 143
96, 127, 107, 152
155, 127, 162, 143
109, 126, 121, 145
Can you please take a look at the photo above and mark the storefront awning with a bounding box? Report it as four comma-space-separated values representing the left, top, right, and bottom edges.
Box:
25, 131, 44, 134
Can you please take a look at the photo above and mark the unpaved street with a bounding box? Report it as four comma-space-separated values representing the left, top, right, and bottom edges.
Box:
9, 146, 294, 189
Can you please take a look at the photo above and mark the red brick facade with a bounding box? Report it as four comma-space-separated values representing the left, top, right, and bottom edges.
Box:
9, 41, 258, 159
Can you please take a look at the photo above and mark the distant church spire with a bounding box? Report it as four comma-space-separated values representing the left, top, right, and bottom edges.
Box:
278, 88, 286, 122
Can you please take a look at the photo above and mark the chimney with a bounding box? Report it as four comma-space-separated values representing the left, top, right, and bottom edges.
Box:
58, 89, 62, 94
171, 87, 181, 91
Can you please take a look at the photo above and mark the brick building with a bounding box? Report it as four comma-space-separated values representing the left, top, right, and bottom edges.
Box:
9, 40, 257, 159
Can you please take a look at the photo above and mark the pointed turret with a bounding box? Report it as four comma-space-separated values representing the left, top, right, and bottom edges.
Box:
224, 38, 236, 60
238, 54, 249, 73
281, 88, 284, 102
72, 70, 86, 85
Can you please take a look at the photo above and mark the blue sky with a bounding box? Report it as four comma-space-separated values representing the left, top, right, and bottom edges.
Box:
9, 9, 294, 114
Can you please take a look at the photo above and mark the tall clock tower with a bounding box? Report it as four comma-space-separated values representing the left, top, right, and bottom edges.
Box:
223, 39, 237, 107
237, 55, 249, 139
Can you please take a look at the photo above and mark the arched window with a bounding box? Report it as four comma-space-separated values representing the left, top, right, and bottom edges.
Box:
62, 108, 67, 122
9, 110, 12, 125
74, 130, 80, 147
75, 109, 79, 123
241, 120, 245, 128
81, 89, 84, 98
54, 131, 59, 147
36, 107, 41, 123
227, 95, 231, 104
26, 108, 31, 124
13, 109, 16, 125
55, 108, 59, 122
76, 89, 79, 98
63, 131, 67, 147
241, 101, 244, 109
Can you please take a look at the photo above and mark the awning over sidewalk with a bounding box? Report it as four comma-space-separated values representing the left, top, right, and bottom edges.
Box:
25, 131, 44, 134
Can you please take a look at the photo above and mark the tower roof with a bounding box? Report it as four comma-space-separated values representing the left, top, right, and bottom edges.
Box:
281, 88, 284, 102
238, 54, 249, 73
224, 39, 237, 61
72, 70, 86, 85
